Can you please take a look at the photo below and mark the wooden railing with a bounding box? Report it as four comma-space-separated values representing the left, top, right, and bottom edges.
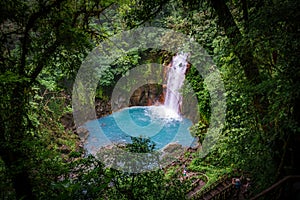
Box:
191, 175, 235, 199
205, 183, 234, 200
250, 175, 300, 200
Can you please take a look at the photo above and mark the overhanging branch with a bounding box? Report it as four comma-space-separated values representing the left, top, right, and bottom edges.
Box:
29, 40, 60, 83
20, 0, 65, 75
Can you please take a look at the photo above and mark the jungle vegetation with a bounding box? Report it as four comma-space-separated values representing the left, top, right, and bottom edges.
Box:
0, 0, 299, 199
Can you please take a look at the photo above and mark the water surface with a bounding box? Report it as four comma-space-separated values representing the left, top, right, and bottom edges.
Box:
84, 106, 195, 153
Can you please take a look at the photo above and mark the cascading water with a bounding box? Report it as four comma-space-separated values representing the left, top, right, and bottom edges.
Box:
83, 52, 194, 155
163, 53, 189, 115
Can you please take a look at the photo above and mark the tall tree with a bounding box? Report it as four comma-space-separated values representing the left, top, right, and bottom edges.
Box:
0, 0, 115, 199
123, 0, 300, 192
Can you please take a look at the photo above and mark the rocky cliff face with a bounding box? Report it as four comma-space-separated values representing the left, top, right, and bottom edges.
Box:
61, 85, 162, 139
129, 83, 164, 106
110, 83, 164, 111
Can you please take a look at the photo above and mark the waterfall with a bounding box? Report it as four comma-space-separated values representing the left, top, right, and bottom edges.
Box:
164, 53, 189, 115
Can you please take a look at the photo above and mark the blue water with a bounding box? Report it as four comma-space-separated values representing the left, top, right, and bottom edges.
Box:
84, 106, 195, 153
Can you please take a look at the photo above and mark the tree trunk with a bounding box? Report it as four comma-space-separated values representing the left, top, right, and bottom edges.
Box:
210, 0, 260, 84
1, 151, 34, 200
209, 0, 270, 125
0, 84, 34, 200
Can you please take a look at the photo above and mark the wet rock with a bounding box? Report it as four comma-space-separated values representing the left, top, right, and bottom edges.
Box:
76, 127, 89, 141
160, 142, 185, 167
60, 113, 74, 131
129, 84, 163, 107
162, 142, 184, 154
95, 98, 111, 118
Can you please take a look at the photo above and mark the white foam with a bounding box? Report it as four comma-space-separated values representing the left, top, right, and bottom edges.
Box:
146, 105, 182, 122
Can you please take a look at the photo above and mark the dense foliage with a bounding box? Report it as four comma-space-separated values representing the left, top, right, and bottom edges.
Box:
0, 0, 299, 199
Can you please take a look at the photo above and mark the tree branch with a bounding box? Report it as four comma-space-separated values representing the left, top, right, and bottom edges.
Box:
20, 0, 65, 75
210, 0, 242, 41
210, 0, 260, 84
131, 0, 170, 28
29, 40, 60, 83
241, 0, 249, 30
72, 2, 115, 28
